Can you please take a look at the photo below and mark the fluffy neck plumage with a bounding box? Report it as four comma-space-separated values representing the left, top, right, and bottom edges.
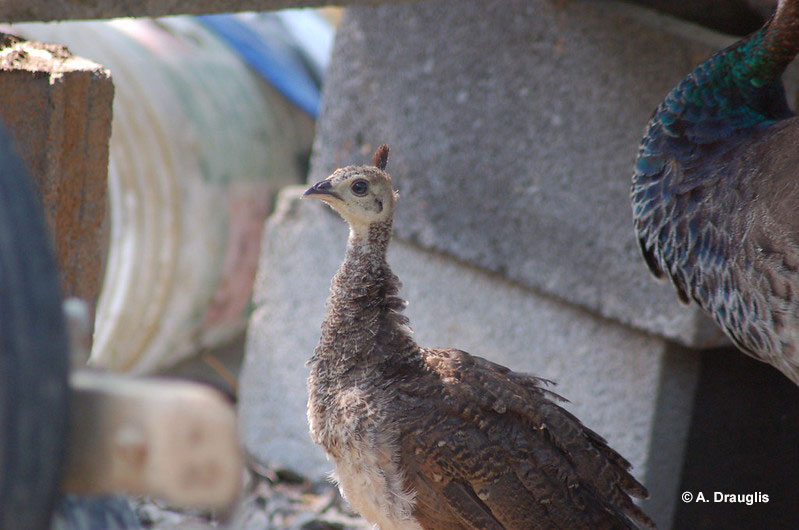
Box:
312, 219, 417, 372
346, 219, 392, 267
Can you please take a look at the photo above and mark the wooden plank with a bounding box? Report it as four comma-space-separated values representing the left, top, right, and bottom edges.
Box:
63, 370, 242, 511
0, 0, 382, 23
0, 35, 112, 330
0, 0, 776, 32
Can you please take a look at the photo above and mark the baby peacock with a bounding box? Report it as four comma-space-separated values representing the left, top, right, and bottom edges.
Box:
632, 0, 799, 384
305, 145, 654, 529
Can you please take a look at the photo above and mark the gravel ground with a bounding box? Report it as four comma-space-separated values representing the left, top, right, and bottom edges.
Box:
133, 464, 371, 530
53, 465, 369, 530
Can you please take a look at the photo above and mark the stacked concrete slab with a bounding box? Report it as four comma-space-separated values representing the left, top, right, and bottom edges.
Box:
237, 1, 799, 527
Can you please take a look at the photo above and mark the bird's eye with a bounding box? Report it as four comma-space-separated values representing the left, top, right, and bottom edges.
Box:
351, 180, 368, 196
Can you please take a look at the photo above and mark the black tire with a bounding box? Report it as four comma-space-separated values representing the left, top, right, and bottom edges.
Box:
0, 125, 70, 529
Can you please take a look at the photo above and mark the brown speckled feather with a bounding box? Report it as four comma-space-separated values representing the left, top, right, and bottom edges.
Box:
396, 349, 652, 529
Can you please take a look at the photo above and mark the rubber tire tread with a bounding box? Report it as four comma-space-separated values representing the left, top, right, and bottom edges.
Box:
0, 126, 70, 530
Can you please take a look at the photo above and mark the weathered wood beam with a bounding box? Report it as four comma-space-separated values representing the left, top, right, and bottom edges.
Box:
0, 0, 779, 31
0, 35, 111, 326
63, 370, 242, 511
0, 0, 418, 23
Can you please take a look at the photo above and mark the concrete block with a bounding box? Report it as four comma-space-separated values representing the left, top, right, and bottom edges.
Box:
239, 188, 698, 528
309, 0, 799, 350
0, 35, 112, 312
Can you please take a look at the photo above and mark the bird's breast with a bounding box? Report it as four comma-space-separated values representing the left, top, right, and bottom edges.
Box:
309, 382, 422, 529
330, 437, 423, 530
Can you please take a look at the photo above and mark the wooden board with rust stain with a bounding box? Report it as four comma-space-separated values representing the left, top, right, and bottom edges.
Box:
0, 33, 113, 329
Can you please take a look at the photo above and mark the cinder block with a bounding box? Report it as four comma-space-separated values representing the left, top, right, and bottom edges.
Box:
239, 188, 698, 527
0, 35, 112, 313
309, 0, 755, 349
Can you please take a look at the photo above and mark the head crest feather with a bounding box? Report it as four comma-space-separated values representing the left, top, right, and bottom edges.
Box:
373, 144, 389, 170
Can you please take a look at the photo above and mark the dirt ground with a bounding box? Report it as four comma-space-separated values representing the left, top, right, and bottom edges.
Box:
134, 465, 370, 530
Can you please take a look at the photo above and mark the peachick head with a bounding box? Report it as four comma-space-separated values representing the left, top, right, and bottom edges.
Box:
304, 144, 398, 233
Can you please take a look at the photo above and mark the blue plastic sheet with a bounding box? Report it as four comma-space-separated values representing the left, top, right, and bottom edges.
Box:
199, 13, 324, 117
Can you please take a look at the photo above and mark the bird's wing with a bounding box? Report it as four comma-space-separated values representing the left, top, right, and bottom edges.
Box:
632, 134, 698, 304
641, 117, 799, 377
630, 73, 788, 305
394, 348, 654, 530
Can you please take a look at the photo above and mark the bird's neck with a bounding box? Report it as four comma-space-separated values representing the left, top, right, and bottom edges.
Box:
746, 0, 799, 83
670, 5, 799, 133
313, 219, 418, 372
345, 219, 392, 267
634, 5, 799, 178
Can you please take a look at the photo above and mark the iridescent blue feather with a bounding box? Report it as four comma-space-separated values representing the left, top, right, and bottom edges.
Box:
631, 1, 799, 383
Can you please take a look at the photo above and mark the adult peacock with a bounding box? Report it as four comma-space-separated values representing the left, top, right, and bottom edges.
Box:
632, 0, 799, 384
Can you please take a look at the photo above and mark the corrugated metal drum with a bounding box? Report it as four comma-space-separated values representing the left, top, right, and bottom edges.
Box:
11, 18, 310, 373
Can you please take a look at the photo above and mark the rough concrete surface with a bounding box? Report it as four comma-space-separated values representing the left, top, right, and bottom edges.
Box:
309, 0, 799, 350
239, 188, 698, 527
0, 35, 112, 311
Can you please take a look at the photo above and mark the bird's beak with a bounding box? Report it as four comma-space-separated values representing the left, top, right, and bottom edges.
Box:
303, 179, 341, 201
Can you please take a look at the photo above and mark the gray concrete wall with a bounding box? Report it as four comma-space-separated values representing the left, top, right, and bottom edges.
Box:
310, 0, 732, 349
